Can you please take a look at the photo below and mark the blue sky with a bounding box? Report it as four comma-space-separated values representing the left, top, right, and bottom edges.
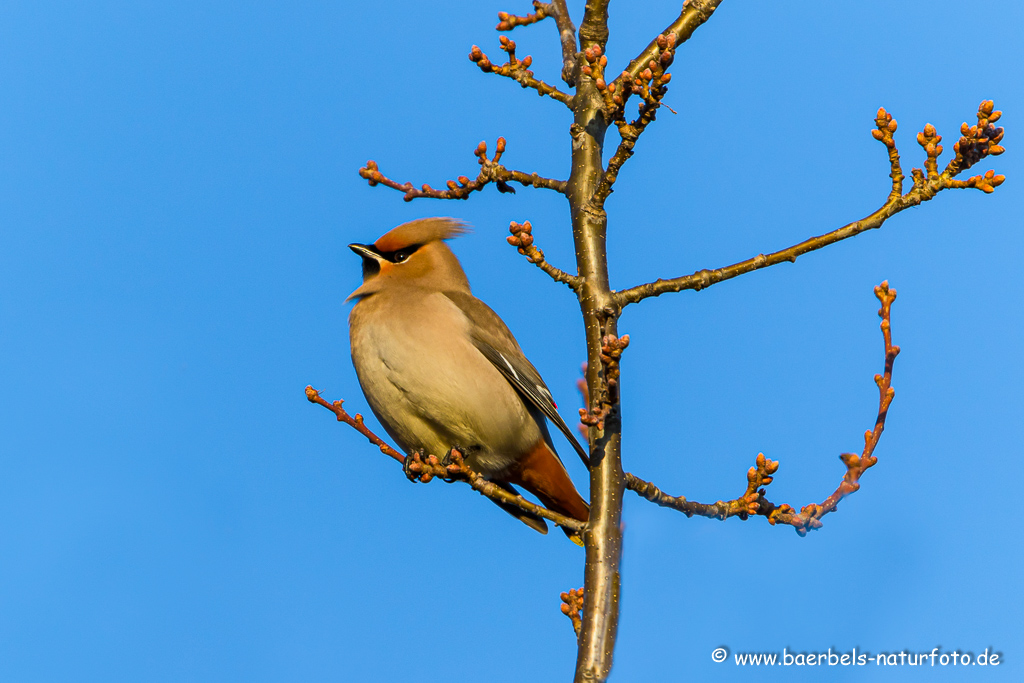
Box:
1, 1, 1021, 681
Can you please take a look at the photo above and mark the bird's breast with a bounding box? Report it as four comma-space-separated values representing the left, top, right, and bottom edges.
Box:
349, 291, 541, 476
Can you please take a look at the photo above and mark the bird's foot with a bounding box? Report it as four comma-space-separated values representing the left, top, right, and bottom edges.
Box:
403, 449, 428, 482
442, 446, 468, 481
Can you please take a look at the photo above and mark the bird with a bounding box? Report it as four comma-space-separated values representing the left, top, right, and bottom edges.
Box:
346, 217, 590, 540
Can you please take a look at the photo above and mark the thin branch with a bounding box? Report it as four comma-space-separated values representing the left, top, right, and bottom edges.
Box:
625, 280, 901, 536
469, 39, 572, 105
548, 1, 579, 86
359, 138, 566, 201
577, 0, 609, 62
507, 220, 582, 292
305, 385, 585, 534
616, 101, 1006, 307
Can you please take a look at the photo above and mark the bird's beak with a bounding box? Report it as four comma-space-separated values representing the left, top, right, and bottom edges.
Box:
348, 243, 380, 261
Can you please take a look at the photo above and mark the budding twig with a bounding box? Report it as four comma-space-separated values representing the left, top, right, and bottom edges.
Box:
616, 101, 1006, 307
496, 3, 550, 31
506, 220, 581, 292
560, 587, 585, 638
469, 37, 572, 105
624, 281, 901, 536
359, 138, 567, 201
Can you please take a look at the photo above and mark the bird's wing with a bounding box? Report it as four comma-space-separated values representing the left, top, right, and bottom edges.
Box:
444, 290, 590, 468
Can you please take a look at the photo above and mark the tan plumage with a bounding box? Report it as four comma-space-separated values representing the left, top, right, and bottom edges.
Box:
347, 217, 589, 538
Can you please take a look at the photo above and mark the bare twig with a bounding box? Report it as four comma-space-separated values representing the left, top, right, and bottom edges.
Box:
616, 102, 1006, 307
359, 138, 566, 201
305, 385, 584, 534
469, 39, 573, 105
625, 281, 901, 536
507, 220, 582, 291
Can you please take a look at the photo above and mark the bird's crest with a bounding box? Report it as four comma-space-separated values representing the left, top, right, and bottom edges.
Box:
374, 217, 470, 253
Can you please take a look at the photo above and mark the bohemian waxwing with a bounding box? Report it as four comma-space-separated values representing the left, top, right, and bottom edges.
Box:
347, 217, 590, 539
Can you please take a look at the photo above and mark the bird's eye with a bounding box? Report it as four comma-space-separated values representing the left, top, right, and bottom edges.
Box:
393, 250, 410, 263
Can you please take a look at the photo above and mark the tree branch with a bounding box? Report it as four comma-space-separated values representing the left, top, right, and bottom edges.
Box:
304, 386, 584, 534
625, 280, 901, 536
506, 220, 582, 292
359, 137, 567, 201
616, 101, 1005, 307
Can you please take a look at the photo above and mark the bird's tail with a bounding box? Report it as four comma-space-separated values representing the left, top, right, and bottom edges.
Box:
501, 439, 590, 544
